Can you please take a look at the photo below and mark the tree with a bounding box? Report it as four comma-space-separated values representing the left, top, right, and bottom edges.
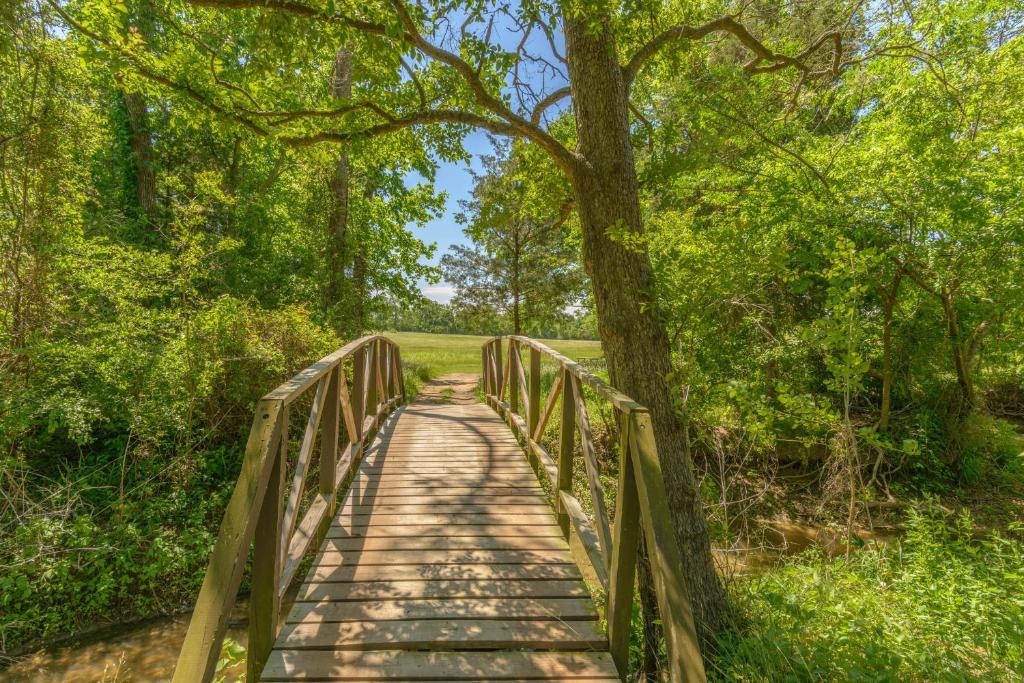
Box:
442, 141, 583, 335
56, 0, 868, 645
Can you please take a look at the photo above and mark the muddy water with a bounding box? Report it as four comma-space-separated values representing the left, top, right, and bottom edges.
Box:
0, 605, 248, 683
714, 521, 901, 576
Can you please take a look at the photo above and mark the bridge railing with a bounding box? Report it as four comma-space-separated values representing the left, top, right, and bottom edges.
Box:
482, 336, 706, 682
173, 335, 405, 682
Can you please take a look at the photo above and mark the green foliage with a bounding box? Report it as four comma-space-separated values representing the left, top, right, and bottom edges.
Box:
714, 508, 1024, 681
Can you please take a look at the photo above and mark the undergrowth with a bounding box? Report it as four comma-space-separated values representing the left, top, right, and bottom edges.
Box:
711, 506, 1024, 681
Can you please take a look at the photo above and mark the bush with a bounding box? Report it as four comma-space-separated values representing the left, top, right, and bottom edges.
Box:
713, 507, 1024, 681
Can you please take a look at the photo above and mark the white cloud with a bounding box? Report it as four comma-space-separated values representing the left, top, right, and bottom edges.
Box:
421, 285, 456, 304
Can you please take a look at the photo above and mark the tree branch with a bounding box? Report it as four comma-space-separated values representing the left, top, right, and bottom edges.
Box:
530, 86, 570, 125
623, 15, 843, 90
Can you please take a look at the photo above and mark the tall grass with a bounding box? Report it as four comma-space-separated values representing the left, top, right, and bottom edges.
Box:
711, 506, 1024, 681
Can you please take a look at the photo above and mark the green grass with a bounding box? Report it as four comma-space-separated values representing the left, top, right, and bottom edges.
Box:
712, 506, 1024, 681
384, 331, 603, 377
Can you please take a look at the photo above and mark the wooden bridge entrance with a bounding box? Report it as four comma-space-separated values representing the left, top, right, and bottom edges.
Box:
172, 336, 705, 682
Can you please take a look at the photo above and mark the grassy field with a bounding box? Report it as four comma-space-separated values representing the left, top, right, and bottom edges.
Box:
384, 331, 603, 376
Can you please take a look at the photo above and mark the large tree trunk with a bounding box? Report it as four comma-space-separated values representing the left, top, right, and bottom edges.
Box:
121, 89, 156, 220
562, 11, 729, 646
325, 47, 354, 317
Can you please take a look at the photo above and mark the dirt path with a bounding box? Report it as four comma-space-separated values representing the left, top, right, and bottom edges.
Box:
415, 372, 481, 404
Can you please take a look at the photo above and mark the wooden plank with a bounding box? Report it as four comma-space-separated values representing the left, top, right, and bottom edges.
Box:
285, 597, 599, 624
275, 618, 606, 651
332, 513, 557, 526
360, 465, 534, 475
356, 474, 540, 484
319, 535, 569, 552
337, 496, 549, 508
340, 482, 544, 495
261, 650, 617, 681
297, 579, 591, 601
313, 549, 575, 567
306, 563, 581, 583
337, 504, 554, 515
324, 524, 566, 539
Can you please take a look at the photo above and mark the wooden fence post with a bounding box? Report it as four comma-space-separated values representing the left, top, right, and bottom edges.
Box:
556, 368, 575, 538
607, 415, 640, 676
365, 342, 378, 419
319, 366, 340, 538
528, 347, 541, 437
509, 339, 520, 416
351, 347, 366, 441
629, 412, 707, 683
247, 407, 286, 681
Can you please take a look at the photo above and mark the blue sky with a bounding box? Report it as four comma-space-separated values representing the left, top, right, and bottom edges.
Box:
414, 129, 493, 304
412, 13, 568, 305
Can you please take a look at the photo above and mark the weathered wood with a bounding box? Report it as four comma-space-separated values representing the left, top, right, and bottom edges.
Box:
280, 494, 331, 597
508, 340, 520, 416
261, 650, 618, 681
249, 421, 285, 682
320, 366, 340, 507
306, 563, 581, 583
532, 370, 562, 442
298, 579, 590, 601
332, 512, 556, 526
572, 376, 612, 570
325, 524, 565, 539
558, 491, 609, 591
528, 348, 541, 437
313, 548, 575, 567
350, 347, 366, 442
286, 597, 598, 623
276, 618, 606, 651
556, 368, 575, 538
606, 419, 639, 676
281, 377, 329, 559
172, 399, 283, 683
321, 535, 568, 552
629, 411, 706, 682
175, 336, 406, 683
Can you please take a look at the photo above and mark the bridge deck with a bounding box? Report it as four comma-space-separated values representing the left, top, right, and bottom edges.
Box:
260, 399, 618, 681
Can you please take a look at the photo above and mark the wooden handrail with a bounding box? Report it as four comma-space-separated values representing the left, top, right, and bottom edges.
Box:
173, 335, 405, 683
481, 335, 706, 683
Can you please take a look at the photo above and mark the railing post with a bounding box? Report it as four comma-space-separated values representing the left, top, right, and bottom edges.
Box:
607, 414, 640, 677
494, 338, 504, 400
509, 339, 520, 416
351, 346, 366, 440
394, 345, 406, 403
528, 347, 541, 437
556, 367, 575, 538
247, 407, 286, 681
629, 412, 707, 682
366, 341, 379, 419
482, 345, 490, 397
319, 365, 340, 538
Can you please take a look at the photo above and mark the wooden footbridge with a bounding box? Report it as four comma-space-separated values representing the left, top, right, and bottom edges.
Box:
172, 336, 705, 682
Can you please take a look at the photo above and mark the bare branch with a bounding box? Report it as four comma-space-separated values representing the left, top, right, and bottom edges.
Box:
530, 86, 570, 125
